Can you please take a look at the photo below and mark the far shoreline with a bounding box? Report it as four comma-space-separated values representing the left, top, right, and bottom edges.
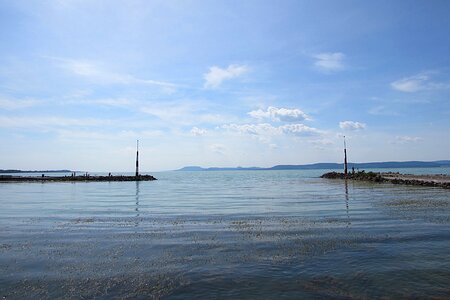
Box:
0, 169, 72, 174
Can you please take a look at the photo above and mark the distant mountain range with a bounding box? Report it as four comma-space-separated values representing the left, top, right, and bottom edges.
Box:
3, 161, 450, 173
177, 160, 450, 171
0, 169, 72, 174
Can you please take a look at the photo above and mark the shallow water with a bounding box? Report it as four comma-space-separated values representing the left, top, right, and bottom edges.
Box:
1, 169, 450, 299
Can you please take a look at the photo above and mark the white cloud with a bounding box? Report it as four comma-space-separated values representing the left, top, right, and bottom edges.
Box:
339, 121, 366, 131
391, 72, 450, 92
54, 58, 177, 88
248, 106, 310, 122
313, 52, 345, 72
190, 127, 207, 136
0, 97, 40, 110
204, 64, 249, 89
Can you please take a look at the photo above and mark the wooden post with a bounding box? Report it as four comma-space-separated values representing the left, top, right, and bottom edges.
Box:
344, 136, 348, 178
135, 140, 139, 177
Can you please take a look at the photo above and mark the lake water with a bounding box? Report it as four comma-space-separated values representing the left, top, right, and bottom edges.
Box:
1, 169, 450, 299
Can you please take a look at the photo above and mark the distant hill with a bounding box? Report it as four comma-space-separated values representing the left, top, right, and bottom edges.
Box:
0, 169, 72, 174
176, 161, 450, 171
178, 166, 206, 171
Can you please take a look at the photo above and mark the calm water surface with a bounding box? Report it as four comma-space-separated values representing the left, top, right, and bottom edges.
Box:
1, 169, 449, 299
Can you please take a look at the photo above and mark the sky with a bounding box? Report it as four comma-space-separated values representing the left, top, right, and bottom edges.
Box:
1, 0, 450, 171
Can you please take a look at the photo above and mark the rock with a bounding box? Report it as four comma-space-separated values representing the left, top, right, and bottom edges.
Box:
321, 171, 450, 189
0, 175, 157, 183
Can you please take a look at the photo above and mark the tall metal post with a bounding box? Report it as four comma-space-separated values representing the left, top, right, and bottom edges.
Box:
135, 140, 139, 177
343, 136, 348, 177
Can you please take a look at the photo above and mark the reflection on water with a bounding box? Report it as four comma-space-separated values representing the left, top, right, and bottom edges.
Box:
0, 170, 449, 299
344, 179, 350, 227
135, 181, 140, 227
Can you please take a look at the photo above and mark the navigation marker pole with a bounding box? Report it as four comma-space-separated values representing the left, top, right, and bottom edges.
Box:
343, 136, 348, 178
135, 140, 139, 177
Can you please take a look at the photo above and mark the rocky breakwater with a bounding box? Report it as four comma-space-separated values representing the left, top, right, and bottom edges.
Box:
0, 174, 157, 183
321, 171, 450, 189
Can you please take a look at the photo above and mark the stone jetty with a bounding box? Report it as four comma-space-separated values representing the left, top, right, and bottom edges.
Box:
321, 171, 450, 189
0, 174, 156, 183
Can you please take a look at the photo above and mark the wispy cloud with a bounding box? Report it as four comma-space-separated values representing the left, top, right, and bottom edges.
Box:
140, 104, 193, 123
339, 121, 366, 130
57, 129, 164, 141
0, 97, 40, 110
368, 105, 399, 116
53, 58, 177, 89
65, 97, 231, 127
393, 135, 422, 143
190, 127, 208, 136
60, 96, 235, 127
391, 73, 429, 92
222, 123, 321, 137
209, 143, 226, 155
65, 97, 133, 108
280, 124, 321, 136
0, 116, 111, 128
222, 123, 280, 136
391, 72, 450, 92
309, 138, 334, 150
140, 101, 236, 126
204, 64, 249, 89
313, 52, 345, 72
248, 106, 310, 122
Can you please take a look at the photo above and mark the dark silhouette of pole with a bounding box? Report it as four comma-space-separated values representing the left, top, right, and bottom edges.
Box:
135, 140, 139, 177
343, 136, 348, 178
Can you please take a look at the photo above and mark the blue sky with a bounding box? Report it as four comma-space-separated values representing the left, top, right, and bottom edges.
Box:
1, 0, 450, 171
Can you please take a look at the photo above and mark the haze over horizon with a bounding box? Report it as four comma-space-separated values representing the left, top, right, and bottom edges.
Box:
1, 1, 450, 172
